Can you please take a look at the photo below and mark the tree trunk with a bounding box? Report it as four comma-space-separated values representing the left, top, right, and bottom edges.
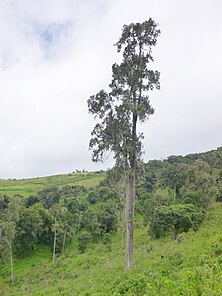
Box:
125, 110, 137, 270
125, 169, 135, 270
121, 206, 125, 248
173, 229, 178, 240
121, 226, 124, 249
117, 206, 125, 248
62, 228, 67, 255
77, 211, 82, 235
9, 239, 14, 285
52, 218, 57, 264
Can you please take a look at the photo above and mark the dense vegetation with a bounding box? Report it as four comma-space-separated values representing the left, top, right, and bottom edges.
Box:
0, 147, 222, 295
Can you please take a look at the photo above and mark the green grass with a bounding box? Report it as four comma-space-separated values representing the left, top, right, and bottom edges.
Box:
0, 171, 106, 197
1, 203, 222, 295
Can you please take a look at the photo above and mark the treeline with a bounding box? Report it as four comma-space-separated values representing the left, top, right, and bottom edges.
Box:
137, 147, 222, 239
0, 184, 123, 283
104, 147, 222, 240
0, 185, 121, 254
0, 147, 222, 283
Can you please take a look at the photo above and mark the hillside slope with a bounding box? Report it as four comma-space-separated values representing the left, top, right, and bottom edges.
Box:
1, 203, 222, 295
0, 171, 105, 197
0, 147, 221, 295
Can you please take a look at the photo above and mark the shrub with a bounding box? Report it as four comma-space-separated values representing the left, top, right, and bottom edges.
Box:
149, 204, 205, 239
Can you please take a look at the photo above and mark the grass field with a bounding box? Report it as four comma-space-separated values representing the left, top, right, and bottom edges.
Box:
0, 171, 106, 197
1, 203, 222, 295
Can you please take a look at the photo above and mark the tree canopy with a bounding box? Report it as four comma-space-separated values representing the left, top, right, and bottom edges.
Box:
88, 19, 160, 169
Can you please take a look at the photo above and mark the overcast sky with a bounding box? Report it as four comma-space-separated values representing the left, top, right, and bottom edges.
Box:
0, 0, 221, 179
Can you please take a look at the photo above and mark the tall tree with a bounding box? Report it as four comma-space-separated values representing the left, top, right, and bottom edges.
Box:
88, 19, 160, 269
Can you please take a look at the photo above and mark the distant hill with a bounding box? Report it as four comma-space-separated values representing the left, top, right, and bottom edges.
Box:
0, 170, 106, 197
0, 147, 221, 198
165, 146, 222, 168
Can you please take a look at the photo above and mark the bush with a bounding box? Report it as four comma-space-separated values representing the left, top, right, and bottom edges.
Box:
149, 204, 205, 239
112, 274, 147, 295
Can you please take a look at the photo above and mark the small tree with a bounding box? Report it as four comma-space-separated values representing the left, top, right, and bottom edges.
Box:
88, 19, 160, 269
49, 204, 67, 263
0, 196, 22, 284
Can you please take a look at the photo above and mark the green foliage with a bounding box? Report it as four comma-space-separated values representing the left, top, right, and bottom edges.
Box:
161, 163, 187, 197
37, 187, 61, 209
87, 190, 98, 204
141, 188, 173, 225
0, 148, 221, 293
87, 187, 117, 204
180, 191, 202, 206
180, 159, 218, 209
149, 204, 205, 239
98, 186, 117, 202
14, 203, 46, 257
94, 201, 117, 234
77, 231, 91, 253
0, 196, 22, 284
102, 233, 112, 245
0, 194, 10, 210
165, 147, 222, 169
0, 204, 222, 295
88, 19, 160, 167
112, 274, 147, 295
216, 195, 222, 202
0, 196, 22, 257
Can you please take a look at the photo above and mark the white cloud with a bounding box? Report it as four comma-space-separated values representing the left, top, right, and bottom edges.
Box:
0, 0, 221, 178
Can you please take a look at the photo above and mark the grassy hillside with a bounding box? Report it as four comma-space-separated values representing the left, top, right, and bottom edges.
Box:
0, 203, 222, 295
0, 171, 106, 197
0, 148, 221, 295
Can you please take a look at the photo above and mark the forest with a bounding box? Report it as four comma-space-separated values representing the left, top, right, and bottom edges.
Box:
0, 147, 222, 295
